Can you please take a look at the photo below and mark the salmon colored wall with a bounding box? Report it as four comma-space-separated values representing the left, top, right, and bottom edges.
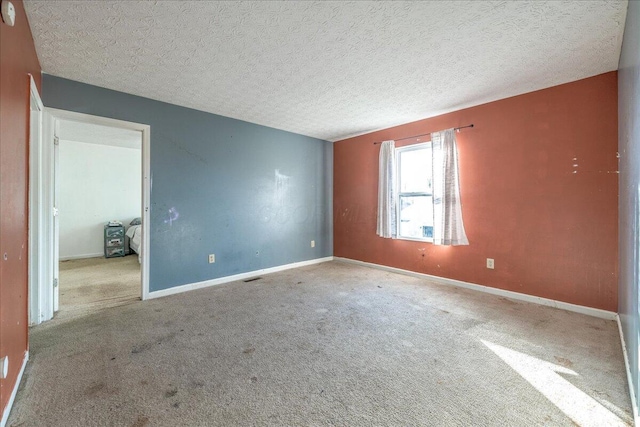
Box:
334, 72, 618, 311
0, 0, 41, 417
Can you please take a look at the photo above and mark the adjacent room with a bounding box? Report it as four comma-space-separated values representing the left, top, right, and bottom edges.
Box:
56, 120, 142, 320
0, 1, 638, 426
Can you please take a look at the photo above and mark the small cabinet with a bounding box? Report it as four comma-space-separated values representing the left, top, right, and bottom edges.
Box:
104, 224, 125, 258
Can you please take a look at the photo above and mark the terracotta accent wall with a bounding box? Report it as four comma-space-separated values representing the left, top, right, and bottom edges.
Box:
0, 0, 41, 417
334, 72, 618, 311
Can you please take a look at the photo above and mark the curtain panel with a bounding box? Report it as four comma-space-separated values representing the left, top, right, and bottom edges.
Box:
431, 129, 469, 246
376, 140, 397, 238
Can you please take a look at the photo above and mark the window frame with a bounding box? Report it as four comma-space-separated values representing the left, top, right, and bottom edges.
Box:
395, 142, 434, 242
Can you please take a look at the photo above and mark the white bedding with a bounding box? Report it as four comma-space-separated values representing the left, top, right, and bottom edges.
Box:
126, 224, 142, 255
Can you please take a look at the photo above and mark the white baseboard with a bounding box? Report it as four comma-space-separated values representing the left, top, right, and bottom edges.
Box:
1, 351, 29, 427
147, 256, 334, 300
59, 253, 103, 261
334, 257, 617, 320
617, 315, 639, 426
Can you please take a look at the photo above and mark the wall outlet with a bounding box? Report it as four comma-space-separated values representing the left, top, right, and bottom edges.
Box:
486, 258, 494, 269
0, 356, 7, 379
311, 240, 315, 248
208, 254, 215, 264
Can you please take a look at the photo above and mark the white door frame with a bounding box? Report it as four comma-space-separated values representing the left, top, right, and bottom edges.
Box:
52, 119, 59, 312
43, 108, 151, 306
28, 74, 51, 325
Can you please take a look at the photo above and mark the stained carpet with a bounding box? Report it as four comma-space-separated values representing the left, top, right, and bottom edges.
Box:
57, 255, 140, 321
8, 261, 632, 426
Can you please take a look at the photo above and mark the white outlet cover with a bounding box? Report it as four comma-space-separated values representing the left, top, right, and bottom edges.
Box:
1, 1, 16, 27
208, 254, 215, 263
1, 356, 8, 379
486, 258, 495, 269
311, 240, 315, 248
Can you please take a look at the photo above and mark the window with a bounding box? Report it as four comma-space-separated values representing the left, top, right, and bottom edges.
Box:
396, 143, 433, 241
377, 130, 468, 245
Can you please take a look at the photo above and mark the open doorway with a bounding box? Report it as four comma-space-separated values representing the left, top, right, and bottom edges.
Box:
55, 119, 143, 319
28, 108, 151, 325
28, 75, 51, 326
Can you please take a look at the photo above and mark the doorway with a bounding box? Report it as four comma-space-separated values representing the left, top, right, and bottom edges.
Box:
28, 75, 51, 325
28, 107, 151, 325
55, 119, 143, 319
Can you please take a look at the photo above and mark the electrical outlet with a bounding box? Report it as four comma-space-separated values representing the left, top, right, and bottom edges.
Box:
311, 240, 315, 248
486, 258, 494, 269
208, 254, 215, 264
0, 356, 7, 379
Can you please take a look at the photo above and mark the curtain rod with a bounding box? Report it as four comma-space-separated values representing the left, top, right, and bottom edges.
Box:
373, 124, 474, 145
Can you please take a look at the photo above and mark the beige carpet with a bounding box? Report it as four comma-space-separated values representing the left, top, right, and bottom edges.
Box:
57, 255, 140, 321
9, 261, 633, 426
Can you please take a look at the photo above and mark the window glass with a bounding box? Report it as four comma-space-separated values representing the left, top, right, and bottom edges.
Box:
399, 195, 433, 239
399, 148, 431, 193
397, 144, 433, 241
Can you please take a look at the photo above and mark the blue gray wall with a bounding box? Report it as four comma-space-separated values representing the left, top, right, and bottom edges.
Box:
43, 75, 333, 292
618, 0, 640, 413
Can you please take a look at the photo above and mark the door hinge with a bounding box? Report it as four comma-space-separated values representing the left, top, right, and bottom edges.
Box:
53, 207, 59, 217
54, 136, 60, 146
53, 278, 58, 288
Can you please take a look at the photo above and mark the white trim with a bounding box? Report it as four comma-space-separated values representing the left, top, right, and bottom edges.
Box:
147, 257, 334, 300
617, 315, 639, 426
29, 75, 43, 110
45, 108, 151, 303
395, 142, 434, 242
28, 75, 46, 326
59, 253, 104, 261
141, 123, 150, 300
40, 110, 56, 319
334, 257, 617, 320
52, 118, 59, 313
0, 351, 28, 427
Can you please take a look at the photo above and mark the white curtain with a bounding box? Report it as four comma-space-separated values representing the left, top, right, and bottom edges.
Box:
431, 129, 469, 246
376, 140, 397, 238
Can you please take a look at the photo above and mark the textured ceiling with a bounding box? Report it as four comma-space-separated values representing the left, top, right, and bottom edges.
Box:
25, 1, 627, 141
58, 120, 141, 150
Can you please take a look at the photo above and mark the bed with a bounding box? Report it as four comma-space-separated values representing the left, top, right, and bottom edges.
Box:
126, 219, 142, 262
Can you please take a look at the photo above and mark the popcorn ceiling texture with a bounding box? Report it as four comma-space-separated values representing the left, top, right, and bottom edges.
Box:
25, 1, 627, 141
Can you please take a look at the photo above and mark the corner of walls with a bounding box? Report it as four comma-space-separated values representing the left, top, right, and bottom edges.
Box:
618, 0, 640, 417
324, 140, 335, 256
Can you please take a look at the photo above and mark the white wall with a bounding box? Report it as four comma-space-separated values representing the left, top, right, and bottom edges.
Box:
59, 139, 141, 260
